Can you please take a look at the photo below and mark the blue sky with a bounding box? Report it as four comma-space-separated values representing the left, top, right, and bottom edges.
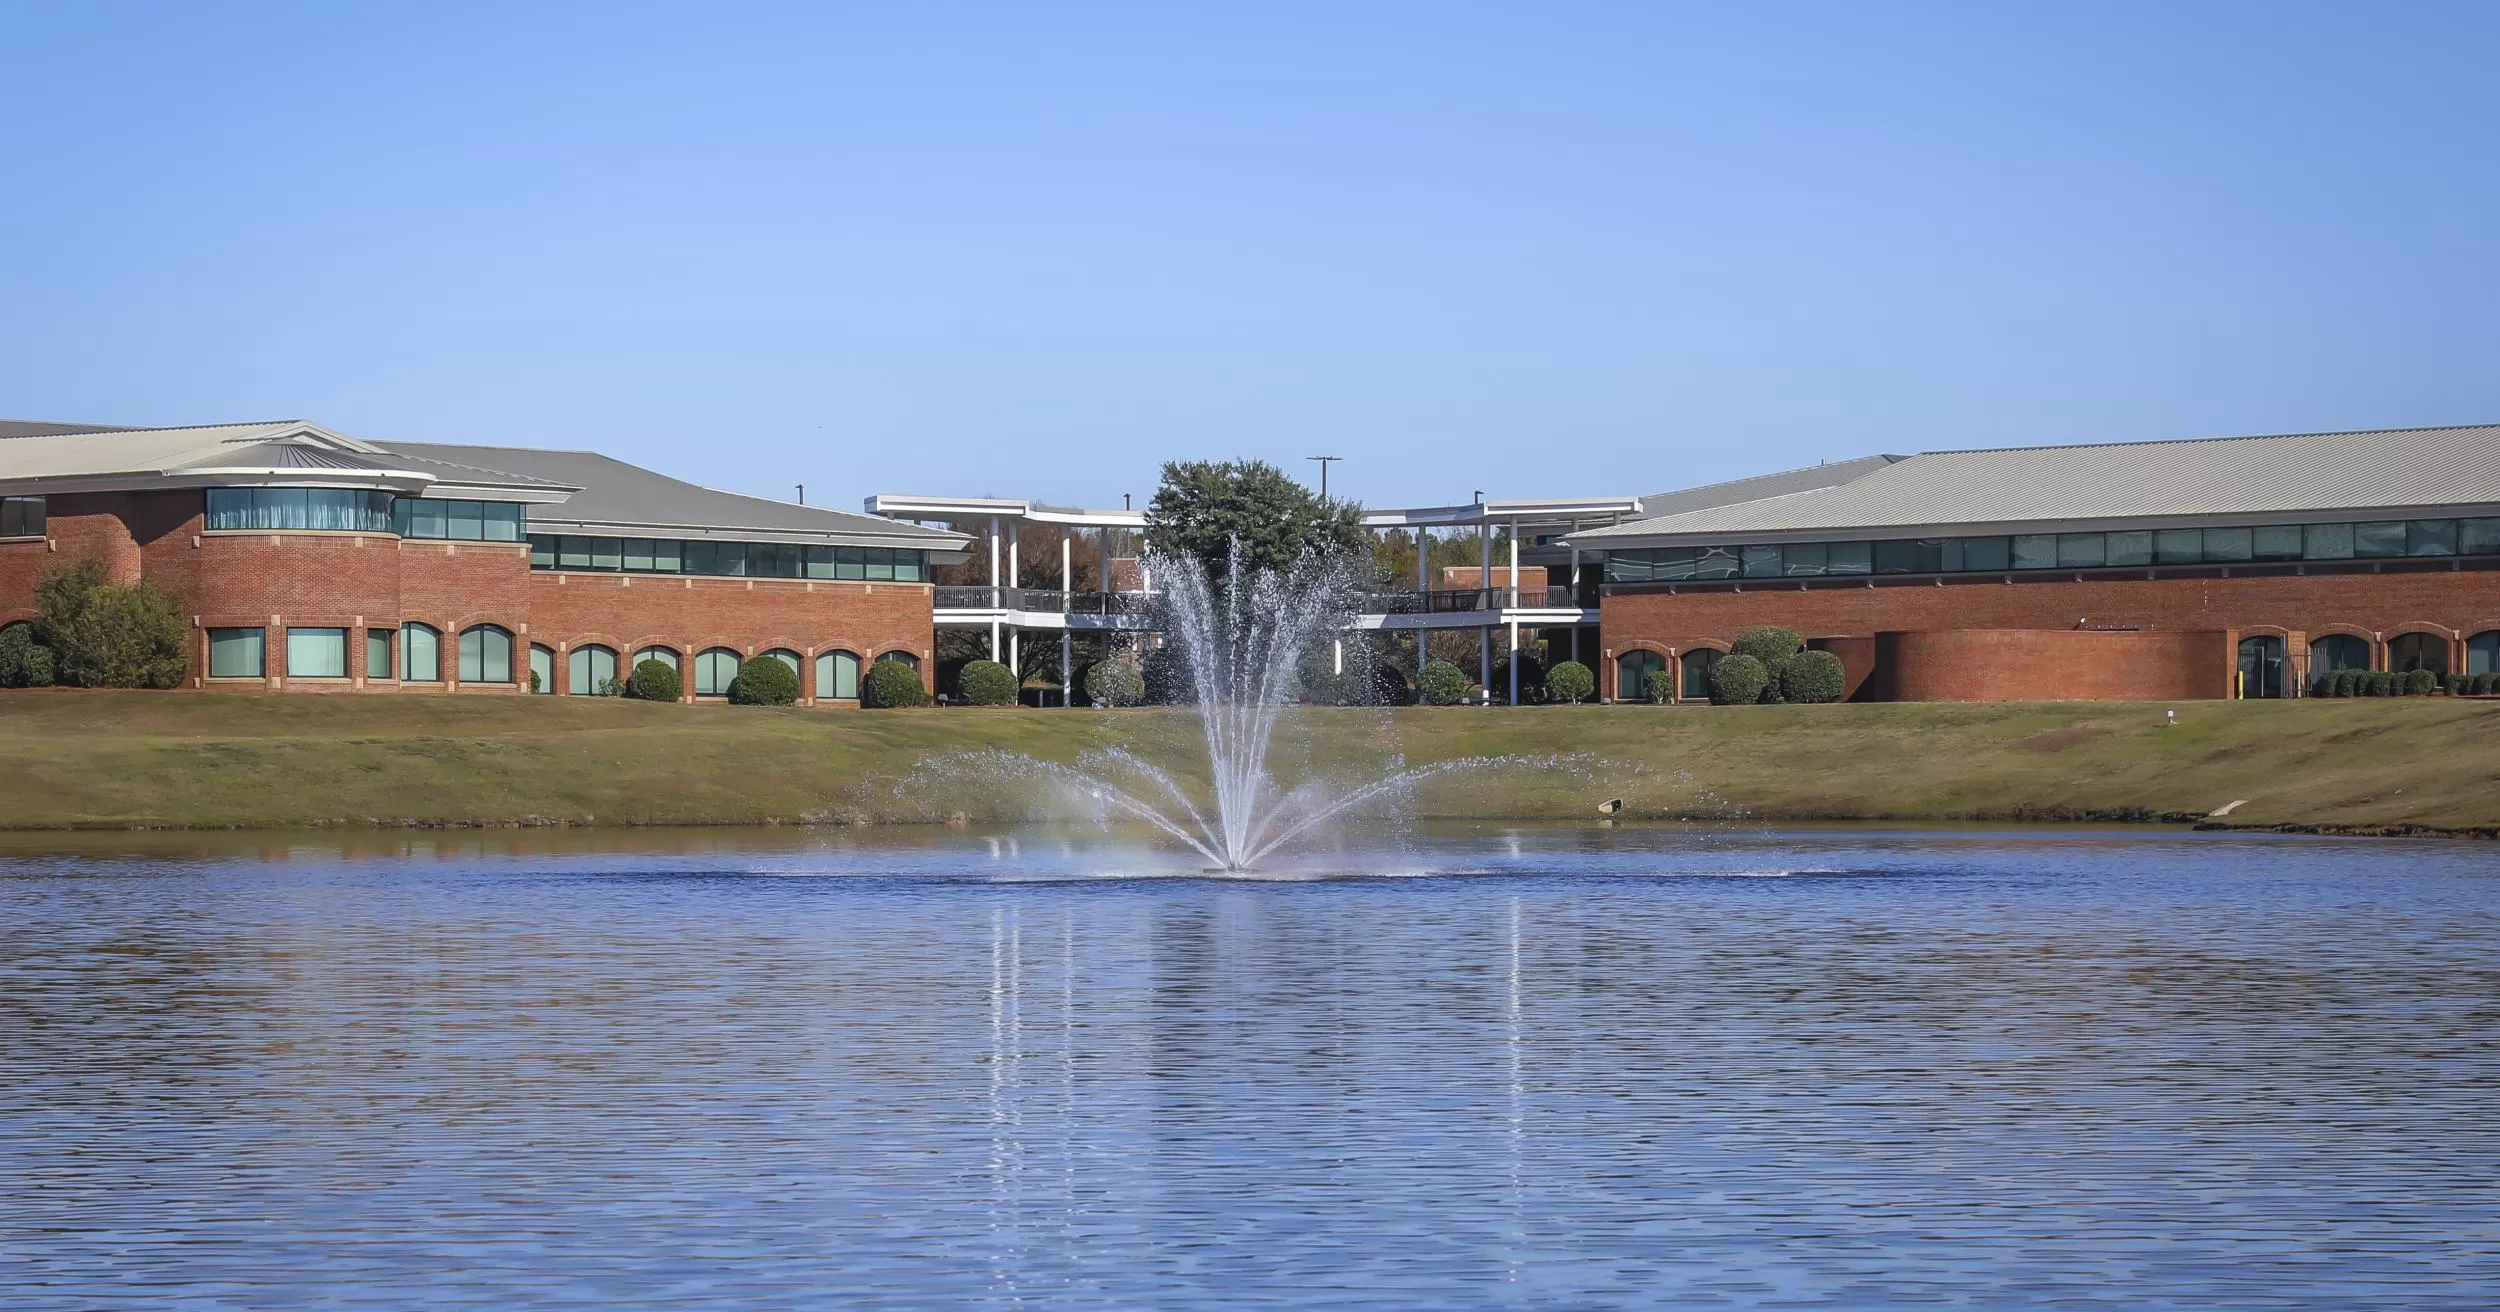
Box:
3, 3, 2495, 510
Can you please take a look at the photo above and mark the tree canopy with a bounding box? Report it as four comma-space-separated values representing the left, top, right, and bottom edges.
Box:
1144, 459, 1368, 579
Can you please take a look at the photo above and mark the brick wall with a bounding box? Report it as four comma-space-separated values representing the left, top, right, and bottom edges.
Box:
0, 490, 936, 701
1869, 629, 2233, 701
1599, 558, 2500, 700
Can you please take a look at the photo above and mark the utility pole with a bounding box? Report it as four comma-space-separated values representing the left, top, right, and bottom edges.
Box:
1307, 455, 1342, 501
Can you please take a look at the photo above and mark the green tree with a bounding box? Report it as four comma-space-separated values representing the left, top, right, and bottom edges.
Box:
862, 658, 928, 708
1145, 459, 1369, 579
1709, 653, 1770, 705
957, 659, 1020, 705
728, 655, 800, 705
1419, 659, 1473, 706
37, 557, 189, 688
1545, 660, 1595, 704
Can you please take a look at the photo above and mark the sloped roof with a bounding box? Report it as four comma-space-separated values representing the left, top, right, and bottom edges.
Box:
1573, 424, 2500, 544
381, 441, 968, 547
0, 419, 138, 440
1634, 454, 1903, 521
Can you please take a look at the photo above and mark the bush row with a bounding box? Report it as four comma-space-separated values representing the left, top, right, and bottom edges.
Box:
2313, 668, 2497, 697
0, 559, 189, 689
1706, 628, 1846, 705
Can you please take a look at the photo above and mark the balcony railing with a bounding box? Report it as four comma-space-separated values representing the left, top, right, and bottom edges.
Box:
937, 584, 1593, 614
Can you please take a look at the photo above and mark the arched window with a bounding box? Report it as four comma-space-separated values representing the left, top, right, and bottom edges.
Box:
2389, 632, 2449, 674
2308, 634, 2368, 693
568, 645, 618, 695
1680, 648, 1721, 701
816, 649, 861, 700
530, 644, 555, 694
631, 645, 679, 672
876, 650, 920, 670
2467, 631, 2500, 676
763, 648, 801, 673
695, 647, 743, 697
402, 623, 441, 682
1616, 650, 1664, 703
459, 625, 513, 683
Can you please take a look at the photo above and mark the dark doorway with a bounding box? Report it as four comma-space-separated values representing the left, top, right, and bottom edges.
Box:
2388, 632, 2449, 674
2237, 635, 2286, 699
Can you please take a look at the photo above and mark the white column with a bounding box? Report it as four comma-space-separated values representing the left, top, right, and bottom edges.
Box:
1060, 534, 1072, 612
1007, 521, 1020, 589
987, 516, 1002, 607
1508, 528, 1520, 607
1062, 629, 1074, 706
1479, 625, 1491, 699
1333, 638, 1343, 675
1008, 628, 1019, 680
1508, 619, 1520, 705
1415, 526, 1429, 684
989, 619, 1000, 662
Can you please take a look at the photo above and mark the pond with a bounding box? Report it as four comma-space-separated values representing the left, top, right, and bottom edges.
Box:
2, 824, 2495, 1309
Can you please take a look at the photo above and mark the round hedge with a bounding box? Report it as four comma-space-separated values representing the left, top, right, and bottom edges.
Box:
1418, 659, 1472, 706
2404, 668, 2438, 696
1771, 649, 1846, 704
1083, 655, 1146, 707
1545, 660, 1595, 704
862, 658, 927, 707
729, 655, 799, 706
1730, 626, 1804, 666
1141, 647, 1195, 704
1709, 653, 1770, 705
957, 659, 1019, 706
624, 658, 681, 702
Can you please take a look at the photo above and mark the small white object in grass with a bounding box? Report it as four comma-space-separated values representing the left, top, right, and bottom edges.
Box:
1597, 798, 1624, 815
2166, 708, 2176, 727
2209, 799, 2250, 817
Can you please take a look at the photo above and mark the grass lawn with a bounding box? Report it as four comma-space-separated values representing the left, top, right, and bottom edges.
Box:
0, 690, 2493, 834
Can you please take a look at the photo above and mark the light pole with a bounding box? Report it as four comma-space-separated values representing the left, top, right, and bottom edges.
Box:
1307, 455, 1342, 501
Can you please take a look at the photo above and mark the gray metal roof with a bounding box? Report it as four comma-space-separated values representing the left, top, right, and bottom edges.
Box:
1634, 454, 1904, 520
382, 441, 968, 548
0, 421, 565, 495
0, 419, 139, 440
1572, 424, 2500, 545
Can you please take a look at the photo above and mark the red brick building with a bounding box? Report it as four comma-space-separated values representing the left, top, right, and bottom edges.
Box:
0, 420, 968, 701
1560, 426, 2500, 702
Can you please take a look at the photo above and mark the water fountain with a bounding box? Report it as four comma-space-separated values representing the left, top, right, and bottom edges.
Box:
942, 547, 1515, 871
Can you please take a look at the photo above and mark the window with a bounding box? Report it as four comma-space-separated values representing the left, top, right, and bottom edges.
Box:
366, 629, 393, 679
402, 623, 442, 681
1741, 545, 1781, 579
2468, 632, 2500, 677
876, 650, 920, 670
0, 497, 43, 538
2253, 525, 2303, 561
1951, 537, 2010, 572
1780, 542, 1827, 577
2463, 519, 2500, 556
568, 644, 618, 695
206, 488, 396, 533
2055, 533, 2105, 569
530, 644, 555, 694
393, 498, 524, 541
2200, 527, 2253, 563
530, 537, 556, 569
207, 628, 264, 678
632, 645, 680, 671
763, 648, 801, 674
2012, 535, 2057, 570
1679, 649, 1720, 701
286, 627, 348, 678
1616, 651, 1664, 702
1824, 542, 1871, 575
2154, 529, 2203, 565
2389, 633, 2449, 674
695, 647, 743, 696
817, 649, 861, 699
2303, 523, 2355, 560
459, 625, 513, 683
2106, 531, 2153, 566
2354, 522, 2407, 558
2309, 635, 2370, 684
2407, 519, 2457, 556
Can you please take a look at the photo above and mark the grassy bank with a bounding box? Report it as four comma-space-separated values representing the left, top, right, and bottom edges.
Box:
0, 690, 2494, 834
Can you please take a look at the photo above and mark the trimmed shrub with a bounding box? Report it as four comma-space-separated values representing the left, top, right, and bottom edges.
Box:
862, 657, 927, 708
1772, 649, 1847, 704
1647, 665, 1678, 704
957, 659, 1019, 706
2445, 673, 2469, 696
2368, 670, 2396, 696
2478, 672, 2500, 695
625, 658, 681, 702
1141, 647, 1194, 704
1083, 655, 1146, 707
1418, 659, 1472, 706
1709, 653, 1770, 705
0, 623, 49, 688
729, 655, 800, 706
1729, 626, 1805, 666
1546, 660, 1595, 705
1368, 663, 1416, 706
2404, 668, 2437, 696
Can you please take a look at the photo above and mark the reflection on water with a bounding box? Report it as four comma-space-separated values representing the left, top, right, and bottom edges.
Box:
2, 825, 2496, 1309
